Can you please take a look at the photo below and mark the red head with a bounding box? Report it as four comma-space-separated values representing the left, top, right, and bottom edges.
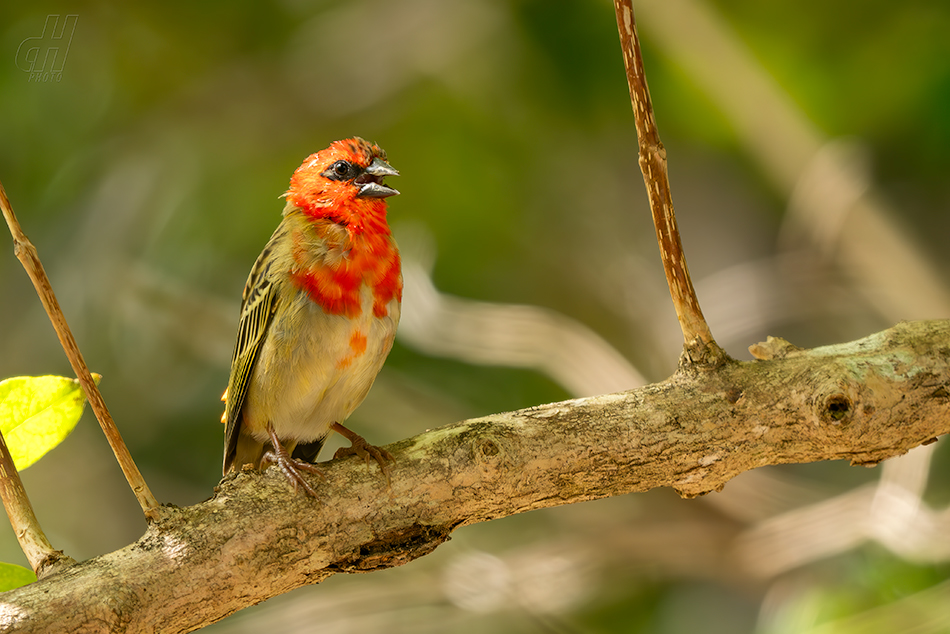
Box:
286, 137, 399, 231
285, 138, 402, 318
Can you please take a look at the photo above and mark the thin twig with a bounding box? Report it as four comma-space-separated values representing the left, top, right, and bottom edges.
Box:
0, 180, 161, 521
612, 0, 722, 359
0, 429, 76, 577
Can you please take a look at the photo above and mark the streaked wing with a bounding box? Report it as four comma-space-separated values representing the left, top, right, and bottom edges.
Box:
223, 245, 280, 472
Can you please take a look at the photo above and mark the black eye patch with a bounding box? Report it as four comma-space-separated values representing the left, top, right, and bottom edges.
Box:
322, 160, 361, 181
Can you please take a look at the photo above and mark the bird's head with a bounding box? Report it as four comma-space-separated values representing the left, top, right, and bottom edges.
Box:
286, 137, 399, 225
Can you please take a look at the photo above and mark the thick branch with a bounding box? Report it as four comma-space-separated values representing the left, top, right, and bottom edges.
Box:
1, 320, 948, 633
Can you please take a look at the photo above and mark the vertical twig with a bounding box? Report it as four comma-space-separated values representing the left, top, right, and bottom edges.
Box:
0, 180, 161, 521
613, 0, 724, 361
0, 429, 76, 577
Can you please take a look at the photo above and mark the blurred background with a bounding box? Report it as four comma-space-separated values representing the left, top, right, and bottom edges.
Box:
2, 0, 950, 632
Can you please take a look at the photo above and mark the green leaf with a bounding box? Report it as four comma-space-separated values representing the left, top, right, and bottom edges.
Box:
0, 562, 36, 591
0, 375, 99, 470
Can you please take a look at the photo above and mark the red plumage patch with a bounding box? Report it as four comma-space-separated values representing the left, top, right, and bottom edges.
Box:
290, 267, 363, 319
372, 253, 402, 318
291, 232, 401, 320
335, 329, 368, 370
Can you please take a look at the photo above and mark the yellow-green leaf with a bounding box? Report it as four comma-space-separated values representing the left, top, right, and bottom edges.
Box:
0, 562, 36, 591
0, 375, 99, 470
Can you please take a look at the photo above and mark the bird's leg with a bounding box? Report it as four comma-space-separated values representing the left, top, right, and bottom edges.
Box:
261, 422, 325, 498
331, 422, 394, 480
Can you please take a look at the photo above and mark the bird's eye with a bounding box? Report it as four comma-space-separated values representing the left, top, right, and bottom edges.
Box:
322, 160, 356, 181
321, 158, 368, 183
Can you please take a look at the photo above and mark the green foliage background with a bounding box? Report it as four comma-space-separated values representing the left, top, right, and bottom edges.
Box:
1, 1, 949, 632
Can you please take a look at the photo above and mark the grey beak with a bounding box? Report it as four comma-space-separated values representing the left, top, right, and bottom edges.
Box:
363, 157, 399, 178
356, 157, 400, 198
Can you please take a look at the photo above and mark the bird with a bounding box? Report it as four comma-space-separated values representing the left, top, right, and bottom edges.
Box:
222, 137, 401, 496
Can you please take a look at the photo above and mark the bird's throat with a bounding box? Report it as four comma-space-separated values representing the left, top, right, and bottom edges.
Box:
290, 229, 401, 319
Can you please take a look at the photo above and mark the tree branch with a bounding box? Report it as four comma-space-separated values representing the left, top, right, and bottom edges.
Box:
1, 320, 947, 633
613, 0, 721, 360
0, 429, 76, 578
0, 180, 161, 522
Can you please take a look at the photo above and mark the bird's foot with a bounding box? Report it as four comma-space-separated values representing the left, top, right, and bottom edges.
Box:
331, 422, 393, 481
263, 424, 326, 498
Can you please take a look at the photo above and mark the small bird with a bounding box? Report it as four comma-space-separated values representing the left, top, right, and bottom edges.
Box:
222, 137, 401, 496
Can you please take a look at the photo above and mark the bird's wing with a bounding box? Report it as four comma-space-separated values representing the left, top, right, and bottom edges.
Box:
223, 244, 280, 473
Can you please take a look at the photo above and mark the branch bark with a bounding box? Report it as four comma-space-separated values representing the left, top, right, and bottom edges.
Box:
1, 320, 948, 633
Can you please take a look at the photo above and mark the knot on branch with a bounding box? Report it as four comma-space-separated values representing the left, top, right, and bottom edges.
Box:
475, 438, 500, 460
807, 372, 862, 431
35, 550, 77, 580
822, 393, 854, 424
749, 336, 804, 361
677, 336, 732, 372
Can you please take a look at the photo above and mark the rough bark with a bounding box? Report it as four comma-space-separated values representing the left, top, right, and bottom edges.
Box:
1, 320, 948, 633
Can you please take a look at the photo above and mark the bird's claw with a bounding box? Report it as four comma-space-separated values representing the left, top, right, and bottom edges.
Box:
262, 450, 326, 498
331, 422, 393, 482
263, 422, 326, 498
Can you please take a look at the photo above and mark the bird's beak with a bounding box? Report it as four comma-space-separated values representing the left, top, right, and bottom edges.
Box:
356, 157, 400, 198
